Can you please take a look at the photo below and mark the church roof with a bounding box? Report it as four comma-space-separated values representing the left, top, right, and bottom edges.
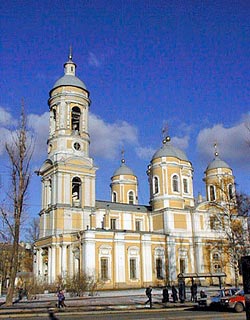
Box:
53, 74, 87, 90
113, 160, 135, 176
152, 136, 188, 161
206, 155, 230, 170
52, 49, 87, 91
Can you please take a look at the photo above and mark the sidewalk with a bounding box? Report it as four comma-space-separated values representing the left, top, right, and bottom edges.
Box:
0, 289, 198, 318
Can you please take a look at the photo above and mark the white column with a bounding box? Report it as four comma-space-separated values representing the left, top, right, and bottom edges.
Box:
82, 232, 96, 276
37, 249, 43, 279
68, 246, 74, 277
61, 244, 67, 278
48, 246, 52, 283
142, 234, 152, 282
51, 245, 56, 282
114, 234, 125, 284
167, 237, 177, 283
195, 238, 204, 273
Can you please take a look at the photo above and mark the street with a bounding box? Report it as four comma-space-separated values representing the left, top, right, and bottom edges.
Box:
14, 308, 246, 320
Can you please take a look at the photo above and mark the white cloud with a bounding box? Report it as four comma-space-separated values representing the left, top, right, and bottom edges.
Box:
88, 52, 101, 67
0, 107, 16, 126
89, 113, 138, 159
27, 112, 49, 161
196, 115, 250, 168
172, 135, 189, 150
135, 146, 155, 160
0, 127, 12, 155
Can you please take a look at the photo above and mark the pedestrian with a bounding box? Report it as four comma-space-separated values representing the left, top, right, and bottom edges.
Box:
145, 286, 152, 308
171, 285, 178, 302
179, 282, 185, 303
191, 283, 194, 301
57, 290, 66, 308
162, 286, 169, 303
200, 289, 207, 298
193, 283, 198, 302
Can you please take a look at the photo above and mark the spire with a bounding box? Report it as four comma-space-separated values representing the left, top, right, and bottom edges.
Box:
121, 148, 125, 164
162, 123, 171, 145
214, 142, 219, 158
64, 46, 76, 76
69, 45, 73, 61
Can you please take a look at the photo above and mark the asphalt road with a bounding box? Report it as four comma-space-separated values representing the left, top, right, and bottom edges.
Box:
13, 308, 246, 320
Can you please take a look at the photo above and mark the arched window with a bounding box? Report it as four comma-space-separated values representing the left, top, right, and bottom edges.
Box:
183, 178, 188, 193
172, 175, 179, 192
210, 185, 215, 201
112, 192, 117, 203
128, 191, 134, 204
154, 177, 159, 194
72, 177, 81, 206
48, 178, 52, 206
71, 107, 81, 133
228, 184, 234, 200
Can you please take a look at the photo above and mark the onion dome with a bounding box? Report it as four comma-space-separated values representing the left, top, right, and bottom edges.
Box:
112, 159, 135, 176
52, 47, 87, 91
152, 136, 188, 161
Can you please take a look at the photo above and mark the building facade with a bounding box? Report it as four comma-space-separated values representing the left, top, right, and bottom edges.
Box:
34, 53, 246, 288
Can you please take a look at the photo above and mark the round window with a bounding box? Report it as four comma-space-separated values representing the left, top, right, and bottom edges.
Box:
74, 142, 81, 151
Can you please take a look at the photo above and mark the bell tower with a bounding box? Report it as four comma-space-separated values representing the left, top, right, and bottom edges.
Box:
39, 50, 97, 237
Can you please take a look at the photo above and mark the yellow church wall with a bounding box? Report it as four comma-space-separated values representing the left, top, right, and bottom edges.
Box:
174, 213, 187, 229
54, 209, 64, 230
169, 200, 184, 209
153, 200, 165, 211
72, 212, 81, 229
152, 214, 164, 231
200, 215, 204, 230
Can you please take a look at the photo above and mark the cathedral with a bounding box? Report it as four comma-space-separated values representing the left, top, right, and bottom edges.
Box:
34, 52, 243, 289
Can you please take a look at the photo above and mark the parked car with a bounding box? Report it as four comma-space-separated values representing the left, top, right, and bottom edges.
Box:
197, 287, 239, 308
220, 289, 245, 313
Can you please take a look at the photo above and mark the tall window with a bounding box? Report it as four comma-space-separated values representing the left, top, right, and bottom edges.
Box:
112, 192, 117, 203
71, 106, 81, 132
130, 258, 137, 280
135, 220, 141, 231
128, 191, 134, 204
156, 258, 163, 279
48, 178, 52, 206
100, 258, 109, 281
183, 178, 188, 193
180, 258, 186, 273
110, 218, 116, 230
228, 184, 234, 200
210, 185, 215, 201
172, 175, 179, 192
72, 177, 81, 206
154, 177, 159, 194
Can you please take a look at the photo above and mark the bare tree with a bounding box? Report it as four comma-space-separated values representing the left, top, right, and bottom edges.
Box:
0, 104, 33, 305
25, 217, 40, 244
208, 182, 250, 287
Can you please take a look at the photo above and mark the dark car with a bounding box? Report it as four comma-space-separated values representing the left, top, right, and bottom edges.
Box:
220, 289, 245, 313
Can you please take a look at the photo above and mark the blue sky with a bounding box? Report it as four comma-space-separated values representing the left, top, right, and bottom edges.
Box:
0, 1, 250, 217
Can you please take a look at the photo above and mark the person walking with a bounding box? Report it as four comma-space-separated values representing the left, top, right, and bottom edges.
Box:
57, 290, 66, 308
171, 285, 178, 302
193, 283, 198, 302
145, 286, 153, 308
